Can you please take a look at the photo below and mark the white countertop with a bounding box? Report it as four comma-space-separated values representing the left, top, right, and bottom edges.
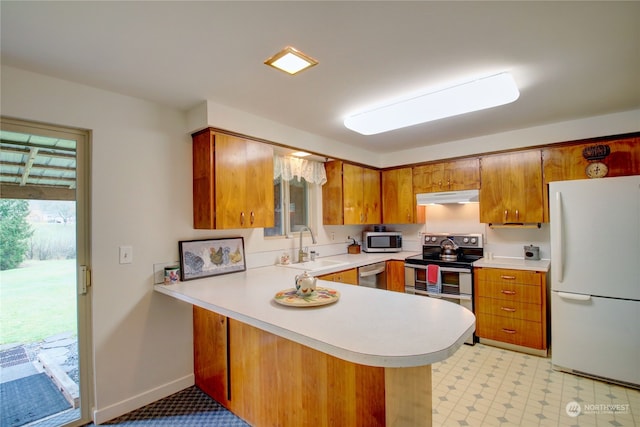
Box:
154, 251, 475, 368
473, 256, 550, 272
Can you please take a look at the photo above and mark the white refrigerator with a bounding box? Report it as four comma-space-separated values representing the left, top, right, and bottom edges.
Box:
550, 175, 640, 388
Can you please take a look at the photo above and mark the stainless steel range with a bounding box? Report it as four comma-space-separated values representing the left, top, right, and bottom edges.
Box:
404, 233, 483, 345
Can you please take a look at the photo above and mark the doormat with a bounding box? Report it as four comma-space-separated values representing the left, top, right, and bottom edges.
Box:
0, 373, 71, 427
0, 347, 29, 368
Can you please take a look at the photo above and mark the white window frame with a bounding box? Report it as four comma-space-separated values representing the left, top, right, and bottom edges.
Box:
265, 177, 318, 238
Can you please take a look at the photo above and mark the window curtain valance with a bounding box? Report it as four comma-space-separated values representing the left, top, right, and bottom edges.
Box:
274, 155, 327, 185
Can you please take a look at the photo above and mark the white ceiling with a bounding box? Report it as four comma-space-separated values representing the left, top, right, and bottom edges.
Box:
2, 1, 639, 154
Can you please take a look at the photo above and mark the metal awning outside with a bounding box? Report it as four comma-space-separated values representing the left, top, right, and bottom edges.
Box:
0, 130, 76, 201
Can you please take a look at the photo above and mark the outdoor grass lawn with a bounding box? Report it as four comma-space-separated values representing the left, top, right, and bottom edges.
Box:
0, 259, 77, 345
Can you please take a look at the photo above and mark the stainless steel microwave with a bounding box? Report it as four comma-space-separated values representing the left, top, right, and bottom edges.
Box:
362, 231, 403, 253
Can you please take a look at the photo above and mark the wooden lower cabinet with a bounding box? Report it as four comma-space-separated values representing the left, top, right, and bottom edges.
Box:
474, 268, 548, 355
193, 307, 229, 406
318, 268, 358, 285
385, 260, 406, 293
193, 306, 433, 426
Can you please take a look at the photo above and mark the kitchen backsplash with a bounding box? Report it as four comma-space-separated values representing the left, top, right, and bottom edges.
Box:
423, 203, 551, 259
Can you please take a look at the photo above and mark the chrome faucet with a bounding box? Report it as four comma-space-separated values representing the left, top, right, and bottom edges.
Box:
298, 225, 317, 263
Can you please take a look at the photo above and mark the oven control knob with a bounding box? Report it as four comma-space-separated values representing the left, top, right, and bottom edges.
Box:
463, 237, 469, 243
470, 237, 477, 244
431, 236, 437, 242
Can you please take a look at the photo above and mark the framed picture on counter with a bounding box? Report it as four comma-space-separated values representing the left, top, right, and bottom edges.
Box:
178, 237, 246, 281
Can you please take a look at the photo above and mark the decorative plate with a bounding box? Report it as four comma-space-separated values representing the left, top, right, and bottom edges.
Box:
274, 287, 340, 307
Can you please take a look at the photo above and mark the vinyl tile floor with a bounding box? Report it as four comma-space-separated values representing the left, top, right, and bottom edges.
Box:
432, 343, 640, 427
30, 343, 640, 427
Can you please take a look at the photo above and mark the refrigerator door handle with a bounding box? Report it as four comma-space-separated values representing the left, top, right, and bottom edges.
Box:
553, 191, 564, 283
557, 291, 591, 301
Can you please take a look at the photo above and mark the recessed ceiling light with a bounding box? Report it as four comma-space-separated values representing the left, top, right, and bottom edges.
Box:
291, 151, 311, 157
264, 46, 318, 75
344, 72, 520, 135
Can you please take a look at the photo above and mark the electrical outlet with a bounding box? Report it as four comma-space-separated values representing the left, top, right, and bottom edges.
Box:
119, 246, 133, 264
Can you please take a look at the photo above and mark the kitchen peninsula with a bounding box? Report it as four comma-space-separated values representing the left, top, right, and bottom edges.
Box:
155, 262, 475, 426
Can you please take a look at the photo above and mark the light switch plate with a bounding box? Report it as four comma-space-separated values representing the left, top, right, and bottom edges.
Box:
119, 246, 133, 264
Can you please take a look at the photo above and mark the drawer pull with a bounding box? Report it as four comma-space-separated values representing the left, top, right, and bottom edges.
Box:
501, 328, 517, 334
500, 275, 516, 280
500, 307, 516, 312
500, 290, 516, 295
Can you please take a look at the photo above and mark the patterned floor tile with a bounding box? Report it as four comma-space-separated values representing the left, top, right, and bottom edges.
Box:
432, 343, 640, 427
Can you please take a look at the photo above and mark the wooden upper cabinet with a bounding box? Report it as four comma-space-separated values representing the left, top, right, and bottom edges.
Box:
543, 136, 640, 183
192, 129, 274, 229
479, 150, 544, 224
382, 167, 416, 224
322, 160, 381, 225
413, 158, 480, 193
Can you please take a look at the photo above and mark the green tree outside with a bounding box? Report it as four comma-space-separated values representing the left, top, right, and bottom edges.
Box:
0, 199, 34, 270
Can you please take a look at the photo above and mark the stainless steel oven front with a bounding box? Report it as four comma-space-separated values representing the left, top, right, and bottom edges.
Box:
404, 263, 475, 344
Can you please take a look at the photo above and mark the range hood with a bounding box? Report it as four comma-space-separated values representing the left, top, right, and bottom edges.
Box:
416, 189, 479, 205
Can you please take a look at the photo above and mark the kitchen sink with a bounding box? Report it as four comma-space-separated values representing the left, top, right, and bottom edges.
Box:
279, 259, 349, 272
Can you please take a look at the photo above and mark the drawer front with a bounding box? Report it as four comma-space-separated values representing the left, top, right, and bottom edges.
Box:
476, 297, 541, 322
476, 313, 544, 349
475, 281, 542, 304
476, 268, 542, 286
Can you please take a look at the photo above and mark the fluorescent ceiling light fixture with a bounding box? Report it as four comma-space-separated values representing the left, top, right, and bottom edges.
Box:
291, 151, 311, 157
264, 46, 318, 75
344, 72, 519, 135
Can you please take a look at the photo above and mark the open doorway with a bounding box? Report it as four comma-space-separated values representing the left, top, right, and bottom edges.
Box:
0, 118, 91, 427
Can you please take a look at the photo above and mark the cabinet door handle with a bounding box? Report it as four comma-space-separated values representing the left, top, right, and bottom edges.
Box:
500, 306, 516, 312
504, 209, 508, 222
515, 209, 519, 221
500, 275, 516, 280
240, 211, 245, 226
501, 328, 517, 334
500, 289, 516, 295
250, 211, 255, 224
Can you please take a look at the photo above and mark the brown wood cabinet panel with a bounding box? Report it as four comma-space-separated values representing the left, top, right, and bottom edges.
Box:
475, 267, 542, 287
475, 313, 544, 349
192, 129, 274, 229
322, 160, 344, 225
474, 267, 547, 352
475, 281, 542, 305
543, 137, 640, 183
343, 163, 364, 224
542, 136, 640, 220
476, 296, 542, 322
362, 166, 382, 224
445, 158, 481, 191
227, 318, 386, 427
385, 260, 406, 293
382, 168, 416, 224
322, 161, 381, 225
318, 268, 359, 285
412, 163, 442, 193
479, 150, 544, 224
193, 306, 229, 406
192, 131, 216, 229
413, 158, 480, 193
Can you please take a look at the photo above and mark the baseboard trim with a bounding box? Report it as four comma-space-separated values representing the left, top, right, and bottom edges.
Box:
478, 338, 548, 357
92, 374, 194, 425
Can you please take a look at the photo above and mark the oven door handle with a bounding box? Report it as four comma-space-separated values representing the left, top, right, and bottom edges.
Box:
404, 264, 471, 274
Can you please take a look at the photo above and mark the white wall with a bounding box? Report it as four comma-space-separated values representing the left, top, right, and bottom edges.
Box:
1, 65, 198, 422
423, 204, 551, 259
